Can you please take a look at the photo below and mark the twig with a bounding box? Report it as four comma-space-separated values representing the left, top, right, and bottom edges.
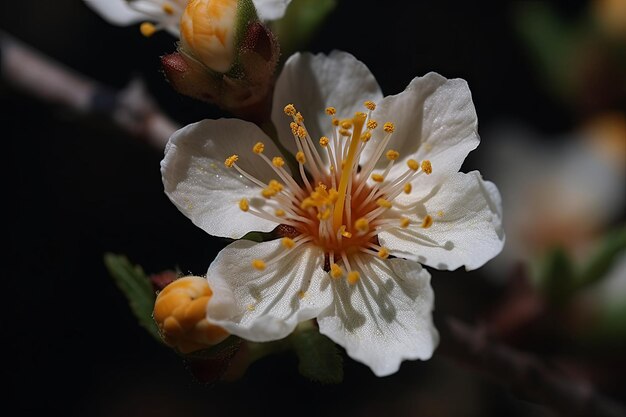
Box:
0, 31, 179, 149
439, 317, 626, 417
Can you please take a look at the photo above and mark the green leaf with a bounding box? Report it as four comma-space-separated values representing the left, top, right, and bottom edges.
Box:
577, 226, 626, 289
290, 327, 343, 384
240, 230, 275, 242
538, 246, 575, 304
103, 253, 161, 342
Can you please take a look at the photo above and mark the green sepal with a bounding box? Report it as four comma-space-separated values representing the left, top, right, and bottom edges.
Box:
184, 335, 243, 360
226, 0, 260, 78
290, 325, 343, 384
103, 253, 161, 342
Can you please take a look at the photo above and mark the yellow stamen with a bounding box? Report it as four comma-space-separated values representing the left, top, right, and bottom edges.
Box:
224, 154, 239, 167
297, 126, 307, 139
421, 160, 432, 174
332, 118, 340, 126
330, 263, 343, 278
290, 122, 299, 135
364, 101, 376, 111
437, 210, 444, 217
239, 198, 249, 212
354, 218, 369, 233
421, 215, 433, 228
403, 183, 412, 194
252, 259, 266, 270
386, 150, 400, 160
383, 122, 395, 133
361, 131, 372, 142
272, 156, 285, 167
253, 142, 264, 154
407, 159, 419, 171
275, 209, 286, 217
400, 217, 410, 228
319, 136, 329, 147
296, 151, 306, 164
339, 128, 352, 137
340, 225, 352, 238
340, 120, 352, 130
268, 180, 283, 192
295, 112, 304, 124
371, 173, 385, 183
162, 3, 175, 15
282, 238, 295, 249
378, 247, 390, 259
333, 112, 367, 230
376, 198, 392, 208
367, 120, 378, 130
318, 208, 331, 220
347, 271, 360, 284
284, 103, 296, 116
325, 107, 336, 116
140, 22, 157, 37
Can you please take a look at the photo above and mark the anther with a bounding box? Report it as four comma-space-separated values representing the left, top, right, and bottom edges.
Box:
339, 129, 352, 137
295, 112, 304, 124
281, 238, 295, 249
367, 120, 378, 130
275, 209, 286, 217
378, 247, 390, 259
253, 142, 265, 154
162, 3, 175, 15
403, 183, 412, 194
364, 101, 376, 111
330, 263, 343, 278
296, 151, 306, 164
341, 120, 353, 130
140, 22, 157, 37
386, 150, 400, 161
290, 122, 299, 135
361, 131, 372, 142
421, 215, 433, 228
272, 156, 285, 167
354, 218, 369, 233
319, 136, 329, 147
376, 198, 392, 208
407, 159, 419, 171
332, 118, 340, 126
297, 126, 307, 139
421, 160, 432, 174
347, 271, 360, 284
239, 198, 249, 212
252, 259, 266, 270
224, 154, 239, 167
371, 173, 385, 183
283, 103, 296, 116
325, 107, 336, 116
400, 217, 410, 228
383, 122, 395, 133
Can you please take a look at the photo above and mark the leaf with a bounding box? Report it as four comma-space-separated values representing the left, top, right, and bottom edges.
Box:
290, 328, 343, 384
538, 246, 575, 304
103, 253, 161, 342
577, 226, 626, 290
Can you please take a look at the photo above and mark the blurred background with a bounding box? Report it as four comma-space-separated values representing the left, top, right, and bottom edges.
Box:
2, 0, 625, 416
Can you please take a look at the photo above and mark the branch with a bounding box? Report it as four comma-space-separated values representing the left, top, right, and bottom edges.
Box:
439, 317, 626, 417
0, 31, 179, 149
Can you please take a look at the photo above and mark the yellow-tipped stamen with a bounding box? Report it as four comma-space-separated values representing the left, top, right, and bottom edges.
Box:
371, 173, 385, 183
367, 120, 378, 130
378, 247, 390, 259
253, 142, 265, 154
333, 112, 367, 230
332, 118, 339, 126
361, 131, 372, 142
326, 107, 336, 116
421, 160, 432, 174
383, 122, 395, 133
297, 126, 307, 139
347, 271, 360, 284
319, 136, 329, 147
224, 154, 239, 167
252, 259, 266, 270
404, 183, 412, 194
437, 210, 444, 217
354, 217, 369, 233
407, 159, 419, 171
284, 104, 296, 116
162, 3, 175, 15
296, 151, 306, 164
282, 238, 295, 249
330, 263, 343, 279
339, 128, 351, 137
386, 150, 400, 161
376, 198, 392, 208
364, 101, 376, 111
295, 112, 304, 124
290, 122, 299, 136
239, 198, 249, 212
275, 209, 286, 217
272, 156, 285, 167
421, 215, 433, 228
400, 217, 410, 228
140, 22, 157, 37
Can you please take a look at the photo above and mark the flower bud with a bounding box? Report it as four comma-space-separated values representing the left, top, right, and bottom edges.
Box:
180, 0, 256, 73
153, 276, 229, 354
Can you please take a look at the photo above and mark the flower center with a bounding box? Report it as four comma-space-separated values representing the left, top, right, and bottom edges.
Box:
225, 101, 434, 284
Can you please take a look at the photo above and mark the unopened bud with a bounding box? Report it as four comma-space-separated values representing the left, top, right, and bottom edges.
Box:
153, 276, 229, 354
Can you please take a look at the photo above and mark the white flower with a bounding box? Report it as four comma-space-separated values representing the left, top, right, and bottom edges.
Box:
161, 51, 505, 376
83, 0, 291, 37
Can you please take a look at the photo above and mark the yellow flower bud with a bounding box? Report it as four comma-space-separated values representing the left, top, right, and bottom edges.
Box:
153, 276, 229, 354
180, 0, 240, 73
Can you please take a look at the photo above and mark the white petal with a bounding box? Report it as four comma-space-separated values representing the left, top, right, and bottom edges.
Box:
161, 119, 289, 239
253, 0, 292, 21
380, 171, 505, 271
271, 51, 383, 157
317, 255, 438, 377
205, 239, 333, 341
366, 73, 479, 198
83, 0, 145, 25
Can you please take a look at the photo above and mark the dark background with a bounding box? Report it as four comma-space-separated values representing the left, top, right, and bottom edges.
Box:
3, 0, 622, 416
